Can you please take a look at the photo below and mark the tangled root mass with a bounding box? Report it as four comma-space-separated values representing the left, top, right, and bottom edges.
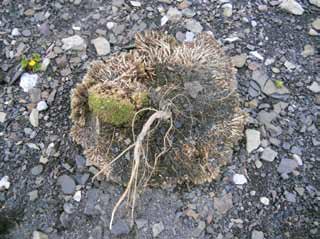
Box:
70, 31, 246, 227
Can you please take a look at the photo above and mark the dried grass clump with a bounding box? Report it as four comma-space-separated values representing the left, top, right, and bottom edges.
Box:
70, 31, 246, 228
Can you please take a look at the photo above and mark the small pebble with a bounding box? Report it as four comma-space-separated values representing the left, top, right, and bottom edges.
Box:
32, 231, 48, 239
233, 174, 248, 185
73, 190, 82, 202
260, 197, 270, 205
0, 112, 6, 123
0, 176, 10, 191
37, 101, 48, 111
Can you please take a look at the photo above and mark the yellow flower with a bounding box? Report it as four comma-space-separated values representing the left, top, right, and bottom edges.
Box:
28, 60, 36, 67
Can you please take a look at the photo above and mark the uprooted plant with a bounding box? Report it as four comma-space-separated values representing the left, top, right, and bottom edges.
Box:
70, 31, 246, 229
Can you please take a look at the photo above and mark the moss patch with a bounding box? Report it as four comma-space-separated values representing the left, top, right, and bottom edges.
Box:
88, 91, 135, 126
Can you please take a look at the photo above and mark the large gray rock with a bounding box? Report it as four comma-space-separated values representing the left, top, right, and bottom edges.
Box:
111, 220, 130, 236
312, 18, 320, 30
308, 82, 320, 93
185, 19, 203, 33
252, 230, 264, 239
192, 221, 206, 237
214, 192, 233, 215
280, 0, 304, 15
310, 0, 320, 7
257, 110, 278, 125
277, 158, 298, 176
262, 80, 290, 96
57, 175, 76, 194
20, 73, 38, 92
231, 54, 247, 68
0, 112, 6, 123
62, 35, 87, 51
32, 231, 48, 239
91, 37, 110, 56
284, 191, 296, 203
30, 109, 39, 127
246, 129, 261, 154
84, 189, 101, 215
152, 222, 165, 237
166, 7, 182, 22
222, 3, 233, 17
261, 147, 278, 162
252, 69, 268, 89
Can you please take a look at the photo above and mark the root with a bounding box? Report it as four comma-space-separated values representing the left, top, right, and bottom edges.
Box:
109, 110, 172, 230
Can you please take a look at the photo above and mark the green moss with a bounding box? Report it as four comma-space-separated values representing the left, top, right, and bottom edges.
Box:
88, 91, 135, 126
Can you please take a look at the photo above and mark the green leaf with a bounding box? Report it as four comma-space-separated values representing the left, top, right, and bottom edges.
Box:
32, 53, 41, 62
21, 57, 28, 69
274, 80, 284, 89
33, 63, 41, 72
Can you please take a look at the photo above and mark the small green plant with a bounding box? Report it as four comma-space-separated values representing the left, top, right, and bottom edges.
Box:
274, 80, 284, 88
21, 53, 42, 72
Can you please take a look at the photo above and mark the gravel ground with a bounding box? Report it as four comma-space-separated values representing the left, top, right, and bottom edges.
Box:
0, 0, 319, 238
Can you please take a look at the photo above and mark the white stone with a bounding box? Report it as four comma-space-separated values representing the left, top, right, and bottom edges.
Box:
37, 101, 48, 111
284, 61, 296, 70
261, 147, 278, 162
30, 109, 39, 127
107, 22, 115, 29
11, 28, 21, 36
222, 3, 233, 17
252, 230, 264, 239
246, 129, 261, 154
39, 156, 49, 164
224, 36, 240, 43
231, 54, 247, 68
130, 1, 141, 7
91, 37, 110, 56
161, 15, 169, 26
250, 51, 264, 61
260, 197, 270, 205
308, 28, 319, 36
20, 73, 38, 92
72, 25, 81, 31
185, 31, 195, 42
312, 18, 320, 30
265, 58, 275, 66
280, 0, 304, 15
26, 143, 40, 150
32, 231, 48, 239
0, 176, 10, 191
308, 81, 320, 93
310, 0, 320, 7
251, 20, 257, 27
250, 190, 256, 196
255, 160, 263, 169
293, 154, 303, 166
73, 190, 82, 202
233, 174, 248, 185
167, 7, 182, 22
41, 58, 50, 71
302, 44, 315, 57
0, 112, 6, 123
62, 35, 87, 51
185, 19, 203, 33
152, 222, 164, 237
